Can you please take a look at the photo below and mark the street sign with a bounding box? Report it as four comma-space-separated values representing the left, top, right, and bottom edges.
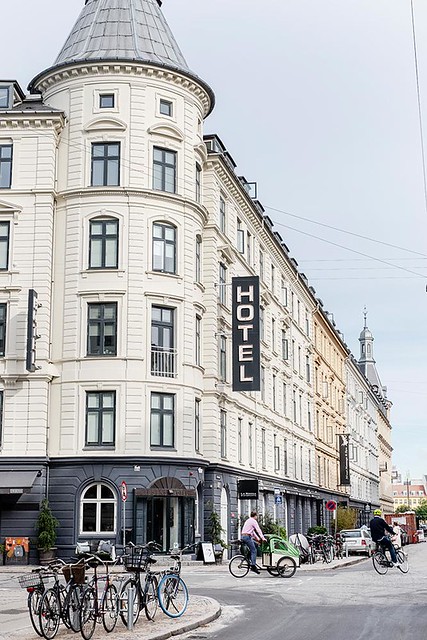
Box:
326, 500, 337, 512
274, 487, 281, 495
275, 495, 283, 505
120, 480, 128, 502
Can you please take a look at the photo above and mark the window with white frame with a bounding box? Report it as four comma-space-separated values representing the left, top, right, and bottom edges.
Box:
195, 315, 202, 366
219, 335, 227, 382
219, 197, 226, 233
274, 434, 280, 472
237, 219, 244, 253
259, 250, 264, 281
218, 262, 227, 305
271, 317, 276, 352
282, 280, 288, 307
261, 428, 266, 469
282, 382, 287, 417
220, 409, 227, 458
249, 422, 254, 466
195, 163, 201, 202
238, 417, 243, 463
282, 330, 289, 361
246, 231, 252, 265
195, 398, 201, 453
80, 483, 116, 534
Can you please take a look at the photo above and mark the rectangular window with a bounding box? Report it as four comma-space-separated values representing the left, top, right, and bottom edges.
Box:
195, 163, 201, 202
220, 409, 227, 458
282, 330, 289, 361
153, 222, 176, 273
283, 439, 288, 476
271, 317, 276, 352
237, 219, 244, 253
0, 145, 13, 189
89, 219, 118, 269
282, 382, 287, 417
219, 197, 226, 233
292, 389, 297, 422
86, 391, 116, 446
306, 355, 310, 382
249, 422, 254, 466
238, 417, 243, 463
195, 315, 202, 367
272, 374, 276, 411
219, 335, 227, 382
0, 86, 12, 109
0, 390, 3, 447
271, 264, 275, 294
87, 303, 117, 356
260, 307, 264, 341
195, 235, 202, 283
151, 306, 176, 377
307, 402, 312, 432
259, 250, 264, 281
0, 303, 6, 356
195, 398, 201, 453
246, 231, 252, 265
282, 280, 288, 307
0, 222, 10, 270
261, 428, 266, 469
274, 435, 280, 472
305, 311, 310, 336
100, 94, 115, 109
151, 392, 175, 447
91, 142, 120, 187
218, 263, 227, 305
153, 147, 176, 193
160, 99, 173, 117
261, 365, 265, 402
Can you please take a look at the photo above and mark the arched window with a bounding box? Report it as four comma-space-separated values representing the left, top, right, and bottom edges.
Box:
80, 483, 117, 534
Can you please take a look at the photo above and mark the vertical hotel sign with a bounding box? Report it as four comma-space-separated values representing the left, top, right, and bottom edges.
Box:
232, 276, 260, 391
339, 434, 351, 485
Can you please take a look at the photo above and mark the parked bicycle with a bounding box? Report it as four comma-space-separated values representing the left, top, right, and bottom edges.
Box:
18, 561, 65, 638
372, 538, 409, 575
119, 541, 162, 626
156, 543, 195, 618
79, 554, 120, 640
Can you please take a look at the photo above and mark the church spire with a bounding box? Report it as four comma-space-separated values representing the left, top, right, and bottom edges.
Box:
359, 307, 375, 366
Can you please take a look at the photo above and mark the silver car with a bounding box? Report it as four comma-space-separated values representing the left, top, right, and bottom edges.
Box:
340, 528, 375, 556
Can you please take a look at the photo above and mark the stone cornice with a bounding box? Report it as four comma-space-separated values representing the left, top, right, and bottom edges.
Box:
31, 62, 213, 117
0, 114, 65, 134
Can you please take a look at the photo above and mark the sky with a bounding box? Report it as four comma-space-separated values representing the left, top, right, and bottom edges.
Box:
2, 0, 427, 478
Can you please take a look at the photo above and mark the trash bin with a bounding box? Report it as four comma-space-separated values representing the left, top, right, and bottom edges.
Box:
4, 537, 30, 565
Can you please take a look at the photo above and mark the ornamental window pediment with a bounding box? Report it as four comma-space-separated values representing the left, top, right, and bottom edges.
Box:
84, 117, 127, 132
148, 123, 184, 142
0, 199, 21, 216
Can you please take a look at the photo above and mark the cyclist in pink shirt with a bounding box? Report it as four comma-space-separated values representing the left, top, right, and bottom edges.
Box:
241, 511, 267, 573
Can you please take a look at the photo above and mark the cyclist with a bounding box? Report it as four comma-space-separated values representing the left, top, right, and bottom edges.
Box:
241, 511, 267, 574
369, 509, 400, 566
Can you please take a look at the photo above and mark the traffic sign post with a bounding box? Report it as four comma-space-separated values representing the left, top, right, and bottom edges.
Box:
326, 500, 337, 512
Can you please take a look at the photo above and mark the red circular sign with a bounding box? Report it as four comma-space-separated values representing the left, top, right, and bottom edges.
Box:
120, 481, 128, 502
326, 500, 337, 511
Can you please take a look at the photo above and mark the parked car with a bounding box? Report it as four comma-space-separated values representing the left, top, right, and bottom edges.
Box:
340, 528, 375, 556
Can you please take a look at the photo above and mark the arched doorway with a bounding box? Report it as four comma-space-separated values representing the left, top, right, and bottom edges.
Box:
134, 477, 195, 551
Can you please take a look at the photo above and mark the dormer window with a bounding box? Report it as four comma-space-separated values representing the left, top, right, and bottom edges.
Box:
159, 99, 173, 117
99, 94, 115, 109
0, 86, 12, 110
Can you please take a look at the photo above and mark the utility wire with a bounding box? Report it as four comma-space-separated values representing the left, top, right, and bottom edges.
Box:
410, 0, 427, 216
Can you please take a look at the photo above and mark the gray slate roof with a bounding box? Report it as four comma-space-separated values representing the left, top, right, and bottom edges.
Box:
55, 0, 190, 74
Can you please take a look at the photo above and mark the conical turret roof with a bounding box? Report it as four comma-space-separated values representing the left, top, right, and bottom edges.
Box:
55, 0, 189, 73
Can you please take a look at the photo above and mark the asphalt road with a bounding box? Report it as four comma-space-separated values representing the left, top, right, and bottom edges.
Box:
182, 543, 427, 640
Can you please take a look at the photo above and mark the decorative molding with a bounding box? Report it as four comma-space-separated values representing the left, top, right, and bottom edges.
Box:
147, 122, 184, 142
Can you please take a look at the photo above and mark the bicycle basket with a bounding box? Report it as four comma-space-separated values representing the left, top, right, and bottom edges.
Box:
18, 574, 43, 590
71, 564, 86, 585
124, 546, 145, 571
41, 573, 56, 588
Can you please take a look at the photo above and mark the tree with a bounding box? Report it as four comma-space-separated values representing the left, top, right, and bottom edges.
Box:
335, 506, 357, 531
36, 499, 59, 552
395, 504, 411, 514
415, 499, 427, 521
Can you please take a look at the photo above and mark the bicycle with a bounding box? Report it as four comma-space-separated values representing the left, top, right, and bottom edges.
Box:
228, 539, 297, 578
119, 541, 162, 626
156, 543, 195, 618
79, 555, 120, 640
372, 538, 409, 575
18, 563, 63, 638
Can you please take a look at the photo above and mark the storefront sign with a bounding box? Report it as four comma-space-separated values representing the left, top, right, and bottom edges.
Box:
232, 276, 260, 391
339, 434, 351, 485
237, 479, 259, 500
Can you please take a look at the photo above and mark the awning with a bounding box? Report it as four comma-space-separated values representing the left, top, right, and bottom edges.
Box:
0, 470, 39, 495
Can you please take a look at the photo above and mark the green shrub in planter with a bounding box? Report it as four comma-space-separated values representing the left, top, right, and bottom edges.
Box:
36, 499, 59, 552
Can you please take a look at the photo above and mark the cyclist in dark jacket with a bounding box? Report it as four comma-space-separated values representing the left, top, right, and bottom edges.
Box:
369, 509, 399, 564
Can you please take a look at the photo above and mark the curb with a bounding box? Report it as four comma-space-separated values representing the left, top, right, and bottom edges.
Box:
147, 598, 222, 640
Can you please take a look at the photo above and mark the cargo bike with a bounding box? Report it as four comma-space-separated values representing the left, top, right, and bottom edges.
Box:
228, 534, 299, 578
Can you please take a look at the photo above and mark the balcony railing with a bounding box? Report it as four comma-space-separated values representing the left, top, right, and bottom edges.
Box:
151, 346, 177, 378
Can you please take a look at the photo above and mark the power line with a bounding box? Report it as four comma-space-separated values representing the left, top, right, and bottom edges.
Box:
410, 0, 427, 216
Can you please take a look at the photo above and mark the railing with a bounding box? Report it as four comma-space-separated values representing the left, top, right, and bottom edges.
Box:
151, 346, 177, 378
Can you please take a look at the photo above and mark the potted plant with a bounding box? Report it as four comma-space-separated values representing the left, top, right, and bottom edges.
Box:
208, 510, 228, 563
36, 498, 59, 565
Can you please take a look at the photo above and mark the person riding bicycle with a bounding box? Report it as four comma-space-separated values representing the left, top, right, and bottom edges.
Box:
241, 511, 267, 574
369, 509, 400, 565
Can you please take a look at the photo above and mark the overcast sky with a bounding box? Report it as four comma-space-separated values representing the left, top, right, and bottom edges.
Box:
2, 0, 427, 478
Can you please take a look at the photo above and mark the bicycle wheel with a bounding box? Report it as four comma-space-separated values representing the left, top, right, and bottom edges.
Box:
79, 586, 97, 640
57, 585, 71, 629
39, 589, 61, 640
228, 554, 250, 578
276, 556, 297, 578
372, 551, 388, 575
157, 574, 188, 618
396, 550, 409, 573
144, 575, 158, 621
63, 584, 83, 632
323, 548, 333, 564
119, 578, 141, 626
28, 589, 44, 637
102, 583, 119, 633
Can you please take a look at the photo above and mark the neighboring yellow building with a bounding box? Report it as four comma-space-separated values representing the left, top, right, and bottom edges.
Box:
393, 482, 427, 511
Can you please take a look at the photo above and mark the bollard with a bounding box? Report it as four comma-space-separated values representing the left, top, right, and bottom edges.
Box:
127, 585, 135, 631
344, 542, 348, 558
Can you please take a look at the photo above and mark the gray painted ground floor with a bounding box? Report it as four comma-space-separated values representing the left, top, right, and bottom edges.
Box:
0, 458, 376, 563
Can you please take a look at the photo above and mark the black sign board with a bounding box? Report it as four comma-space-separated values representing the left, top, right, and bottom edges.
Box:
232, 276, 260, 391
339, 434, 351, 485
237, 479, 259, 500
